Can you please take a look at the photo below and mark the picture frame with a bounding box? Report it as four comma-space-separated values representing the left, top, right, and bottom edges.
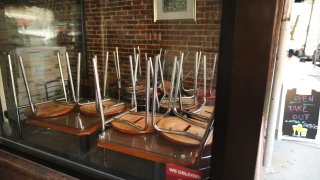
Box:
154, 0, 196, 22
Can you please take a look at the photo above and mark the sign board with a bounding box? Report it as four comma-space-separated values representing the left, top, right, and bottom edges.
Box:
166, 163, 202, 180
278, 85, 320, 143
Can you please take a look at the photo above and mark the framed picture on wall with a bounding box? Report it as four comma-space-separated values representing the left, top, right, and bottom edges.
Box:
154, 0, 196, 22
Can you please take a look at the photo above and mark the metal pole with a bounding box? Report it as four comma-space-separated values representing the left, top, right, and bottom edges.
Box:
138, 46, 142, 76
210, 54, 217, 95
18, 56, 37, 114
149, 57, 159, 109
197, 51, 202, 73
162, 49, 167, 76
203, 55, 207, 98
145, 59, 151, 130
77, 53, 81, 102
66, 52, 76, 102
134, 54, 139, 82
150, 57, 154, 79
103, 52, 109, 97
92, 56, 105, 133
113, 51, 119, 86
8, 55, 21, 122
158, 55, 165, 94
194, 52, 199, 103
129, 56, 137, 110
173, 54, 184, 109
56, 52, 68, 101
116, 47, 121, 88
133, 48, 138, 82
164, 57, 177, 115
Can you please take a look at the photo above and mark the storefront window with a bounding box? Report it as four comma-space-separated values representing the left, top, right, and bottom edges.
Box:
0, 0, 222, 179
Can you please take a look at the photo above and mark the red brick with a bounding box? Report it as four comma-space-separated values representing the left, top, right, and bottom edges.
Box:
84, 0, 222, 84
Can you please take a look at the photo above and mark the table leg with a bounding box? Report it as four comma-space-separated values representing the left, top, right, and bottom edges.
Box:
79, 135, 90, 159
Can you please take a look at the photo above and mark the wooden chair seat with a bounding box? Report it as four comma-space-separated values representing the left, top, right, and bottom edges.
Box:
24, 101, 75, 119
111, 112, 163, 134
189, 106, 215, 121
79, 100, 129, 117
160, 98, 199, 110
185, 88, 216, 99
157, 116, 212, 146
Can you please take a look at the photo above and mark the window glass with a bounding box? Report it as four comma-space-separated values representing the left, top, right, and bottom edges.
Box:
0, 1, 222, 179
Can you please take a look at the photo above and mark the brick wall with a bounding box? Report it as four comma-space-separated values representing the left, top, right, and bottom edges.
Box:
84, 0, 222, 89
0, 0, 222, 94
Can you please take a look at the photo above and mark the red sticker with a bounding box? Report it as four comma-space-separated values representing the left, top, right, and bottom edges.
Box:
166, 163, 202, 180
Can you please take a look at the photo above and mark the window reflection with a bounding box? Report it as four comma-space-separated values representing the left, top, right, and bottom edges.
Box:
5, 5, 55, 45
0, 0, 221, 179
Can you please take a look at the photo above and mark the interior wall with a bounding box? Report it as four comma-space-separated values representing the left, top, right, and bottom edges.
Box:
84, 0, 222, 86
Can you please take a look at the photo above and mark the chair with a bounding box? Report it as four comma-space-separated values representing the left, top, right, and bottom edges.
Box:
92, 55, 136, 133
79, 48, 130, 117
152, 54, 214, 179
15, 53, 76, 119
109, 56, 161, 134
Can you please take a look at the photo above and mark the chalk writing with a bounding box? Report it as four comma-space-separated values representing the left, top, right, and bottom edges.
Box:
282, 89, 319, 139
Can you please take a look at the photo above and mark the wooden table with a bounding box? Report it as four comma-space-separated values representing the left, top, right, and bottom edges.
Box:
26, 109, 103, 157
97, 129, 200, 167
26, 110, 101, 136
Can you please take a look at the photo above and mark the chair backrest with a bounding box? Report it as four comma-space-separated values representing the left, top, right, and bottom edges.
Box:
45, 79, 70, 101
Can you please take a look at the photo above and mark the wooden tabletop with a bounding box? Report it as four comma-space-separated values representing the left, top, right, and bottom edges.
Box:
24, 101, 76, 119
97, 129, 200, 167
26, 109, 101, 136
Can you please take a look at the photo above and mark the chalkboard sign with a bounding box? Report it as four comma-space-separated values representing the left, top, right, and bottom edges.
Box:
279, 88, 320, 141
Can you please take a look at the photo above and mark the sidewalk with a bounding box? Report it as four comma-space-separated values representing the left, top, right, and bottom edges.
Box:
264, 140, 320, 180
